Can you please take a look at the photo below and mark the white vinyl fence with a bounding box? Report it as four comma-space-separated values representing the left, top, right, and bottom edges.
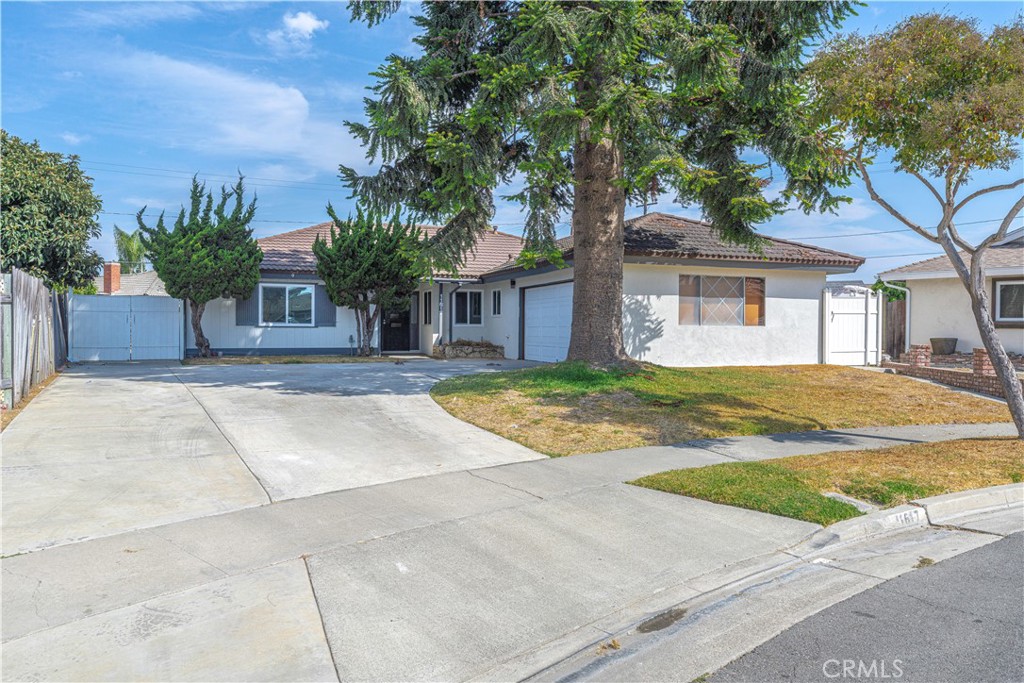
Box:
69, 295, 183, 362
823, 285, 882, 366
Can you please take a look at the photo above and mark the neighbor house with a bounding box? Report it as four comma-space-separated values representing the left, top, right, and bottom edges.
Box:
879, 228, 1024, 356
93, 263, 168, 296
185, 212, 864, 366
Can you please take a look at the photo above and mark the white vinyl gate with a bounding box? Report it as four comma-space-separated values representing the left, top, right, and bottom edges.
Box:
823, 286, 882, 366
69, 295, 184, 361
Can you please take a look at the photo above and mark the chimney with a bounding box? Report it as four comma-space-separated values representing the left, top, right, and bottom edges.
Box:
103, 262, 121, 294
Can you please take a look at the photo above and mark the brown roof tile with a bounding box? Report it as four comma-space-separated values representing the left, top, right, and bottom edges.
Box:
257, 222, 526, 278
483, 212, 863, 276
879, 240, 1023, 277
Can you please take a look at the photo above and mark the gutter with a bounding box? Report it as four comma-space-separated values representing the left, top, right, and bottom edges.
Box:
880, 280, 911, 355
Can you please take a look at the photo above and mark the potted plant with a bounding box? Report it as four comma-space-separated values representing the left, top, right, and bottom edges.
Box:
930, 338, 958, 355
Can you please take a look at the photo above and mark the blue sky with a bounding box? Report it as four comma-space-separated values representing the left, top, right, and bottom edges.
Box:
2, 1, 1021, 279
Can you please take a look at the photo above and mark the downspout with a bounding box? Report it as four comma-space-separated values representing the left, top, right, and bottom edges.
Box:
437, 282, 444, 346
881, 281, 911, 357
446, 282, 465, 346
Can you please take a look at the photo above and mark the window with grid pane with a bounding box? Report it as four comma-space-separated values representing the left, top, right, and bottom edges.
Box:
678, 275, 766, 327
701, 276, 744, 325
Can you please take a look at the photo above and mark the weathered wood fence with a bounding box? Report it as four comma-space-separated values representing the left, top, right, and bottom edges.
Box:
0, 268, 68, 410
883, 298, 907, 360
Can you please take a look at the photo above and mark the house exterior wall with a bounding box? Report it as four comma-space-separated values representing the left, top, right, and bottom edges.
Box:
621, 263, 824, 366
489, 263, 825, 366
907, 277, 1024, 355
478, 268, 575, 359
186, 279, 376, 355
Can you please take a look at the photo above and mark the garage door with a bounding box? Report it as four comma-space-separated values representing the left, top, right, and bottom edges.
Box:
523, 282, 572, 362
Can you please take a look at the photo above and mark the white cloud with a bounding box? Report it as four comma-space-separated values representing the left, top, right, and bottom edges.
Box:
98, 49, 365, 175
68, 3, 202, 28
259, 11, 329, 57
60, 132, 89, 146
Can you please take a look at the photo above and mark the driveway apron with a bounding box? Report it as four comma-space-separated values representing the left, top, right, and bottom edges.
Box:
1, 360, 543, 555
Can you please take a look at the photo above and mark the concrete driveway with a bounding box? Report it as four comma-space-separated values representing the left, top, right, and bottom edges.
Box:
1, 359, 543, 555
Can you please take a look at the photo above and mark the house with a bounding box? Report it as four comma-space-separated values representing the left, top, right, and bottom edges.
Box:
879, 228, 1024, 355
186, 212, 864, 366
93, 263, 168, 296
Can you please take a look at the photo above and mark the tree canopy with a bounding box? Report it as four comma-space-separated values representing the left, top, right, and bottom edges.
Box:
312, 206, 423, 356
138, 177, 262, 356
113, 226, 147, 274
0, 130, 103, 288
809, 14, 1024, 436
343, 1, 855, 264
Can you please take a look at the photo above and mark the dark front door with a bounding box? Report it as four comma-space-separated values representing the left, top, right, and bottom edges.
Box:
381, 308, 412, 352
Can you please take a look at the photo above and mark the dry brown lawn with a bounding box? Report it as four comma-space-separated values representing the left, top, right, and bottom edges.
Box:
431, 363, 1011, 456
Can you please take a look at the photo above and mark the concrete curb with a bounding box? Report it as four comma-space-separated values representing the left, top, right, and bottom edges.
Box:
913, 482, 1024, 526
524, 485, 1024, 683
786, 505, 929, 558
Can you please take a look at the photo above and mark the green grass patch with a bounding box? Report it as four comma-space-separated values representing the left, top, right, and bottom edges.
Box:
633, 462, 864, 526
631, 437, 1024, 525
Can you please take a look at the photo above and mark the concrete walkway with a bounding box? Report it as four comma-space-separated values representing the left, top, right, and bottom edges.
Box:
2, 420, 1016, 681
1, 360, 544, 555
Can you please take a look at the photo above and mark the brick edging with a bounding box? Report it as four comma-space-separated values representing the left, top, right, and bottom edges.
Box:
881, 361, 1018, 399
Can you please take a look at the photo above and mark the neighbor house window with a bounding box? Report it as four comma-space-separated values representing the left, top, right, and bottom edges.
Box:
423, 291, 432, 325
454, 290, 482, 325
261, 284, 314, 326
995, 280, 1024, 323
492, 290, 502, 316
678, 275, 765, 326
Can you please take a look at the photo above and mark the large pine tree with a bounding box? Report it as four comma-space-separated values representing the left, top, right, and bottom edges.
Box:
341, 1, 856, 365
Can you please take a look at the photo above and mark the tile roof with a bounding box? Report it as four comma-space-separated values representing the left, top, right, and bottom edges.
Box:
879, 240, 1023, 278
484, 212, 863, 275
257, 222, 526, 278
93, 270, 168, 296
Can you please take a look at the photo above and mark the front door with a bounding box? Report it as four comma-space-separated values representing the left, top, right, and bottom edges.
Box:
381, 307, 412, 352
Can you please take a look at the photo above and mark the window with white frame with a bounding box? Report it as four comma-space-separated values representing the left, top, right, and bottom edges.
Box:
678, 275, 765, 326
261, 284, 314, 326
423, 291, 432, 325
492, 290, 502, 316
454, 290, 482, 325
995, 280, 1024, 323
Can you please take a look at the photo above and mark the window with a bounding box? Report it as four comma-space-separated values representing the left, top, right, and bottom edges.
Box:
995, 280, 1024, 323
454, 290, 482, 325
492, 290, 502, 316
260, 284, 314, 326
423, 291, 432, 325
678, 275, 765, 326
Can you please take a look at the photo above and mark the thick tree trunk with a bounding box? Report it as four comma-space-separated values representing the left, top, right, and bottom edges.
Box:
357, 306, 380, 357
566, 117, 631, 366
961, 257, 1024, 438
190, 300, 212, 358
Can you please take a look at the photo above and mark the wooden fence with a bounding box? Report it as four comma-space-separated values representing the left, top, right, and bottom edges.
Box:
883, 298, 907, 360
0, 268, 68, 410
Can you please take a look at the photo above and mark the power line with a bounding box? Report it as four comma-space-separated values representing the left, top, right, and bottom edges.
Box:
82, 159, 344, 189
781, 216, 1022, 241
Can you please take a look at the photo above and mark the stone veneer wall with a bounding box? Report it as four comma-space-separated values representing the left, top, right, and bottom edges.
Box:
432, 343, 505, 360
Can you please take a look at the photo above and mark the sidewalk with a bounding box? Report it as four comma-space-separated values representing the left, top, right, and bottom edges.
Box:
2, 422, 1019, 681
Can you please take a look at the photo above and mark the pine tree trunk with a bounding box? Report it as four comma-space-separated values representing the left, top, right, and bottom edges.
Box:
566, 116, 630, 366
190, 300, 212, 358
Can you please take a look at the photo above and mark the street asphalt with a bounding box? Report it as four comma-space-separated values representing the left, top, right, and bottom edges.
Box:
710, 532, 1024, 683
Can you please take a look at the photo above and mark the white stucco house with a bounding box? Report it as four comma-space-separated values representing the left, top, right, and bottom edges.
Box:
183, 212, 865, 366
879, 228, 1024, 355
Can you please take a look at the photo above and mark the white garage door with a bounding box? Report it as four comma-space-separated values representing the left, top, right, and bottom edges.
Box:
523, 282, 573, 362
